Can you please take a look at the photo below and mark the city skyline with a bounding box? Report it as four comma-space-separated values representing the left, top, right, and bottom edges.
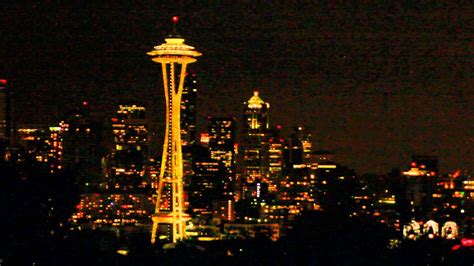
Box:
2, 2, 472, 174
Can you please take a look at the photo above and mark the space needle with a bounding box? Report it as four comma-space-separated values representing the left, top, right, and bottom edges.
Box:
148, 16, 201, 244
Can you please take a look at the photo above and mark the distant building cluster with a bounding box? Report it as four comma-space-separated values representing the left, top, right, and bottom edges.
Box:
0, 76, 472, 242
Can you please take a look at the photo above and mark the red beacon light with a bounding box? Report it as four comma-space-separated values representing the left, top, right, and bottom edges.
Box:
0, 79, 7, 86
172, 16, 179, 24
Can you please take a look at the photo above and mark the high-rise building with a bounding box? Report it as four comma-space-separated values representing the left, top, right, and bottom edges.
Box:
61, 102, 102, 188
148, 17, 202, 243
315, 162, 357, 216
284, 126, 313, 168
401, 155, 438, 218
181, 73, 198, 146
0, 79, 12, 145
268, 125, 285, 193
17, 126, 57, 169
180, 73, 198, 204
108, 104, 149, 190
70, 104, 153, 230
241, 91, 270, 198
207, 116, 236, 194
188, 160, 226, 221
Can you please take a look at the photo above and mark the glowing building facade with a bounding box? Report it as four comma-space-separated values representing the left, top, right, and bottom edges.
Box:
208, 116, 236, 196
17, 126, 62, 172
268, 126, 285, 193
148, 19, 201, 243
188, 160, 226, 221
241, 91, 270, 199
108, 105, 148, 191
71, 104, 153, 230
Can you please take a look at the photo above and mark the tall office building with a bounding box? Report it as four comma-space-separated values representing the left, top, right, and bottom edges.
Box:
0, 79, 12, 145
180, 73, 198, 146
61, 102, 102, 188
208, 116, 236, 190
284, 126, 313, 168
108, 104, 149, 190
268, 126, 285, 193
16, 126, 62, 173
241, 91, 270, 198
401, 155, 438, 217
188, 160, 226, 221
180, 73, 198, 202
315, 162, 357, 216
71, 104, 153, 230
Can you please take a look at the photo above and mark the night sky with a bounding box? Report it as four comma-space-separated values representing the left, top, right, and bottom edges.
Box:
1, 2, 472, 174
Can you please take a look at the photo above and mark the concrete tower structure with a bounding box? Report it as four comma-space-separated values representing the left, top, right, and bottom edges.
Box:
148, 17, 201, 244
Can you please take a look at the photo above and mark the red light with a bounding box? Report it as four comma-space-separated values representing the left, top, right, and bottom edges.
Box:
453, 170, 460, 178
0, 79, 6, 85
172, 16, 179, 23
277, 125, 282, 129
461, 238, 474, 247
411, 162, 417, 167
451, 244, 461, 251
111, 118, 118, 122
83, 101, 88, 106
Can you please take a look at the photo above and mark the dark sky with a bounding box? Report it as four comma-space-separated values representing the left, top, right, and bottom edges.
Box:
1, 2, 472, 174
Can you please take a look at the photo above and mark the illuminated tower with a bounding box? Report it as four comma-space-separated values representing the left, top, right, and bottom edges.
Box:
148, 17, 201, 244
241, 91, 270, 199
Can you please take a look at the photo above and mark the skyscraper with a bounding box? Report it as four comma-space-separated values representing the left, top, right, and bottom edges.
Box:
188, 160, 226, 220
108, 104, 148, 190
268, 126, 285, 193
208, 116, 236, 182
61, 102, 102, 188
0, 79, 12, 145
401, 155, 438, 217
284, 126, 313, 169
180, 73, 198, 146
241, 91, 270, 198
16, 126, 62, 173
180, 73, 198, 205
148, 17, 201, 244
70, 104, 153, 230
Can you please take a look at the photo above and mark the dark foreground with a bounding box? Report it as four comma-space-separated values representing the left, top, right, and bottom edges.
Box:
2, 213, 472, 266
